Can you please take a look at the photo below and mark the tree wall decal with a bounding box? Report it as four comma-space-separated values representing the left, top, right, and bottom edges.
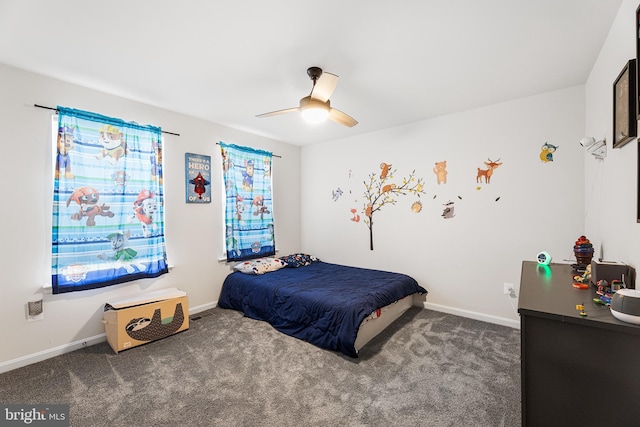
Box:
362, 165, 425, 250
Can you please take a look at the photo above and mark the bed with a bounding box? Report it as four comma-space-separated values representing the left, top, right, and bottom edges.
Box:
218, 256, 427, 357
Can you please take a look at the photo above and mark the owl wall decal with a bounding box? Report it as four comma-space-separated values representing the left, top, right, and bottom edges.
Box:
539, 142, 558, 162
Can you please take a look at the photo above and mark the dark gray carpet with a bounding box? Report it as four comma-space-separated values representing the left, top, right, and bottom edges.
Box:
0, 307, 521, 426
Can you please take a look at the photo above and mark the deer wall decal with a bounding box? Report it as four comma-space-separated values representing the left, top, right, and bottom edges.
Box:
476, 158, 502, 183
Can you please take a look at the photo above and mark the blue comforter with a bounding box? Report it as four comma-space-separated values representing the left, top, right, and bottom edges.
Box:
218, 262, 427, 357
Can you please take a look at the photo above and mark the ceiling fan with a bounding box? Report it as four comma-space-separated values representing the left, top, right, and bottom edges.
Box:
256, 66, 358, 127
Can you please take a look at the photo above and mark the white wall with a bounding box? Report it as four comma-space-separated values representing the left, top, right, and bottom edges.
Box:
585, 0, 640, 268
0, 64, 301, 372
301, 86, 585, 326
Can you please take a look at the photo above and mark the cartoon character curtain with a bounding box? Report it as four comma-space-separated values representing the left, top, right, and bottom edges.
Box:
52, 107, 168, 294
220, 142, 275, 261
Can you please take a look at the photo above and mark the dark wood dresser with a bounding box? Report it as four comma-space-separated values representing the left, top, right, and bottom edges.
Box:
518, 260, 640, 427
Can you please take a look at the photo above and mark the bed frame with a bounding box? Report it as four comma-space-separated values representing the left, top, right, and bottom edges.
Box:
219, 261, 426, 357
354, 294, 415, 353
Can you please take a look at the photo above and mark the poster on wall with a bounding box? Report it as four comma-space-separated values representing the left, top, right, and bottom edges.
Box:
185, 152, 211, 203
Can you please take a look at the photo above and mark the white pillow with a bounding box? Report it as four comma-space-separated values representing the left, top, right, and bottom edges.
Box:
233, 257, 286, 275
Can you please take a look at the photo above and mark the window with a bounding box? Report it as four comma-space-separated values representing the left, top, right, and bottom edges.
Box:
219, 142, 275, 261
51, 107, 168, 293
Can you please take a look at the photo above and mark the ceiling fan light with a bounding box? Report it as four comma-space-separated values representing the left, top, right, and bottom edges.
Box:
301, 106, 329, 123
299, 96, 330, 124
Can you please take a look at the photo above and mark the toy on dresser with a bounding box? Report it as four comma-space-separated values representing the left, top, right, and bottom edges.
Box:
594, 279, 613, 306
572, 264, 591, 289
573, 235, 594, 266
573, 264, 591, 285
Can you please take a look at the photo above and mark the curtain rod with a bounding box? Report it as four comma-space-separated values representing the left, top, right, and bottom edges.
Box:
34, 104, 180, 136
216, 142, 282, 158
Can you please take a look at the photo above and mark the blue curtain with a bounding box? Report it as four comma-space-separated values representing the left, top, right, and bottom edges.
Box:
220, 142, 275, 261
52, 107, 168, 294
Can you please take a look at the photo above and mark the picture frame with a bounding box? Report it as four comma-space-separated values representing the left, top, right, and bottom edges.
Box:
612, 59, 636, 149
185, 152, 212, 203
636, 3, 640, 119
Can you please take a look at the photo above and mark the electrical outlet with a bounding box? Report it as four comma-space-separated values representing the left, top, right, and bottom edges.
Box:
503, 283, 514, 295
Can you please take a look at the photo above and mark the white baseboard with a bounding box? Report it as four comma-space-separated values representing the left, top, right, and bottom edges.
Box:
189, 301, 217, 314
0, 333, 107, 374
422, 302, 520, 329
0, 303, 219, 374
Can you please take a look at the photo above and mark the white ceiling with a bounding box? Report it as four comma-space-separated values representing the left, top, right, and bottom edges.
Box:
0, 0, 623, 146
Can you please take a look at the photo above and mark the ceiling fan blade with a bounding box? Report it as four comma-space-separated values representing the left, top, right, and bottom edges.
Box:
256, 107, 299, 118
328, 108, 358, 127
310, 72, 338, 102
